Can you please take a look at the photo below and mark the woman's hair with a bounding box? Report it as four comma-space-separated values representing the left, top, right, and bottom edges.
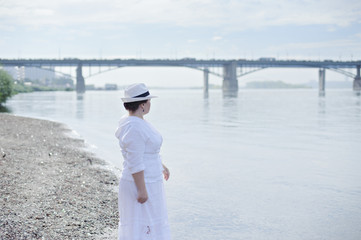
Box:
123, 100, 148, 112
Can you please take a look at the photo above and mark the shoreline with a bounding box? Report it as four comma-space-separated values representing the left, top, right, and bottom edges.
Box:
0, 113, 119, 239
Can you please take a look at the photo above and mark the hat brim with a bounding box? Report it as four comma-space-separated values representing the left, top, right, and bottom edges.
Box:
121, 95, 157, 103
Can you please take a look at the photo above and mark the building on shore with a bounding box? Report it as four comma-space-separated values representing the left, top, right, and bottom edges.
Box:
2, 66, 56, 83
1, 66, 73, 89
105, 84, 118, 90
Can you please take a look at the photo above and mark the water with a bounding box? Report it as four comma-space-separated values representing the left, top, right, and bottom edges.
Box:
4, 89, 361, 240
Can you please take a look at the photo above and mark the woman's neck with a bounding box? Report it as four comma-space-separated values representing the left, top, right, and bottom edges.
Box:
129, 110, 144, 119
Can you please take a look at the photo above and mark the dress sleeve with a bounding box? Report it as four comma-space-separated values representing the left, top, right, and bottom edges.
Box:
122, 125, 147, 174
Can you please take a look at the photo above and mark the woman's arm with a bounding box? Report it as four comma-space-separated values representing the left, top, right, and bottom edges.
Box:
132, 171, 148, 204
162, 164, 170, 181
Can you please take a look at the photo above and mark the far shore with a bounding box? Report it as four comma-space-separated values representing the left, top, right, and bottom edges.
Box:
0, 113, 118, 239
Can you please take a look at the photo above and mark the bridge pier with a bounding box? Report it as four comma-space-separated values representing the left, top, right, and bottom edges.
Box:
76, 63, 85, 93
203, 68, 209, 98
353, 65, 361, 91
319, 68, 326, 96
223, 61, 238, 96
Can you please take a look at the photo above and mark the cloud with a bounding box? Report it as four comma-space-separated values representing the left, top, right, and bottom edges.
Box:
212, 36, 222, 41
1, 0, 361, 59
271, 39, 361, 50
266, 38, 361, 59
1, 0, 361, 30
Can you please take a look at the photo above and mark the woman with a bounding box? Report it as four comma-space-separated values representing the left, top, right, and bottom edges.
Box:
115, 83, 171, 240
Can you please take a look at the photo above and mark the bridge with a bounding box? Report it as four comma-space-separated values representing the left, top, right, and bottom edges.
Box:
1, 58, 360, 94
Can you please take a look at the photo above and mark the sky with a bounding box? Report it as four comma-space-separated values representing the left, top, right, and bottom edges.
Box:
1, 0, 361, 87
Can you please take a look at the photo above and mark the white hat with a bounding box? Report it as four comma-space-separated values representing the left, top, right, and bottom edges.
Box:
121, 83, 157, 103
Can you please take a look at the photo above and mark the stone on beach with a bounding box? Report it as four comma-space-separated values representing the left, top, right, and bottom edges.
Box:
0, 113, 119, 239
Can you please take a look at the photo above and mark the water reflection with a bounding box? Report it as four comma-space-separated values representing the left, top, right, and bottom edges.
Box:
222, 94, 239, 128
76, 93, 84, 101
201, 97, 210, 124
318, 97, 326, 115
354, 91, 361, 116
203, 91, 209, 99
222, 89, 238, 98
76, 93, 84, 119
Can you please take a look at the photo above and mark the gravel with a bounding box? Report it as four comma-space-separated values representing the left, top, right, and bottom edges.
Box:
0, 113, 119, 240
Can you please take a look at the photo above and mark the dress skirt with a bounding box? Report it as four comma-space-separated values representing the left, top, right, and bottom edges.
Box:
118, 179, 171, 240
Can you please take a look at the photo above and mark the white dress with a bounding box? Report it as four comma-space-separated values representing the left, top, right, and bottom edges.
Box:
115, 116, 171, 240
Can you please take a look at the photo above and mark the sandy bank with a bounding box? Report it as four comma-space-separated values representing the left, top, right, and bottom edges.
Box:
0, 113, 119, 239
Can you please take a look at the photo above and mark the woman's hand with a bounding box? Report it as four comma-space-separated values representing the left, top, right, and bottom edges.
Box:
163, 164, 170, 181
132, 171, 148, 204
137, 189, 148, 204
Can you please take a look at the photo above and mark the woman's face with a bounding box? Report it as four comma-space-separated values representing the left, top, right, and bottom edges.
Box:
142, 99, 151, 114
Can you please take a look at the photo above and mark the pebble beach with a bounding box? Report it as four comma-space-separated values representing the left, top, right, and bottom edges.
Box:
0, 113, 119, 239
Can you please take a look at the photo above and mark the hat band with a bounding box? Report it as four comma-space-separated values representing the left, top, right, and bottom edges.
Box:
134, 91, 150, 98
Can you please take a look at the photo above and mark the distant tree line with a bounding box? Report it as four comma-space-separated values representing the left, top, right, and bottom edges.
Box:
245, 81, 310, 89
